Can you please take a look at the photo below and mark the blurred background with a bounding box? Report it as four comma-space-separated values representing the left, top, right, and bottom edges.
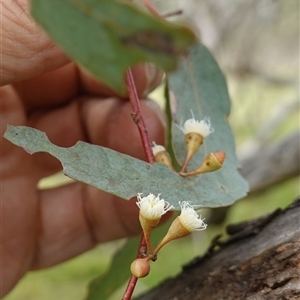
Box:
5, 0, 299, 299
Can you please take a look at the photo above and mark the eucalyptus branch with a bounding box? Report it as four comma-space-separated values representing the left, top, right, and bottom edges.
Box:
122, 275, 137, 300
126, 69, 155, 164
123, 1, 181, 297
142, 0, 161, 18
163, 9, 183, 18
122, 69, 156, 299
122, 234, 149, 300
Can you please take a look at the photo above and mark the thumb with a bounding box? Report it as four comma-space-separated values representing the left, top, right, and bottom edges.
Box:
1, 0, 69, 86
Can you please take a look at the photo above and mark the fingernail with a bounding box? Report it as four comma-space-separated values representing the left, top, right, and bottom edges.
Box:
144, 99, 166, 128
144, 63, 164, 96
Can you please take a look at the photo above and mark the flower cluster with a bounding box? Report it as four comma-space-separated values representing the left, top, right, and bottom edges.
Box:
132, 194, 208, 278
133, 194, 207, 270
151, 110, 225, 176
130, 109, 226, 278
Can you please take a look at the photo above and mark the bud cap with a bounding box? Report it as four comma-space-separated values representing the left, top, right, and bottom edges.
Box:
213, 151, 226, 165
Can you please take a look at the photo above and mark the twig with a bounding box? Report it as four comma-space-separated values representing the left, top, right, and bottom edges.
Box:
142, 0, 161, 18
122, 235, 149, 300
126, 69, 155, 164
123, 1, 166, 297
122, 276, 137, 300
163, 9, 183, 18
142, 0, 183, 19
122, 70, 156, 299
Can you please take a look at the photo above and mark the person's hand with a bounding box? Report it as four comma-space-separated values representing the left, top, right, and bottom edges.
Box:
1, 1, 166, 296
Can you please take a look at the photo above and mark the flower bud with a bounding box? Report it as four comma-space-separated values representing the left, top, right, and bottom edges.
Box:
180, 151, 226, 177
151, 142, 174, 170
181, 132, 204, 171
130, 258, 150, 278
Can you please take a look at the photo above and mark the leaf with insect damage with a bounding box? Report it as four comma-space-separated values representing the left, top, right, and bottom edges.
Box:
4, 124, 246, 209
31, 0, 196, 93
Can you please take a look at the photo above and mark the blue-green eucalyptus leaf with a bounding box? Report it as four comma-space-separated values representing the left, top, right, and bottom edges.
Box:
167, 43, 248, 206
4, 124, 246, 209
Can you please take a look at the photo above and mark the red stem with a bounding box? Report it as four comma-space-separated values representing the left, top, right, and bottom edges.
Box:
122, 235, 148, 300
122, 276, 137, 300
122, 2, 163, 298
126, 69, 155, 164
122, 70, 156, 300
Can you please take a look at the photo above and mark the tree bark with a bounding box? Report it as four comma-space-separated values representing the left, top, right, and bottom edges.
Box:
136, 199, 300, 300
240, 131, 300, 195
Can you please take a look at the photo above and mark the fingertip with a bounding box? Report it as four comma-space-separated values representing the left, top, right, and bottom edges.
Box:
82, 97, 165, 160
79, 64, 164, 98
133, 63, 164, 97
2, 1, 69, 85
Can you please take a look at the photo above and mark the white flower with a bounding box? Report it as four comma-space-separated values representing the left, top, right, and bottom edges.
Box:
178, 111, 214, 137
137, 193, 173, 220
178, 201, 207, 232
151, 142, 166, 156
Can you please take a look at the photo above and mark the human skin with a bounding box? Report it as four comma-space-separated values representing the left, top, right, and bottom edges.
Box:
1, 0, 167, 296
